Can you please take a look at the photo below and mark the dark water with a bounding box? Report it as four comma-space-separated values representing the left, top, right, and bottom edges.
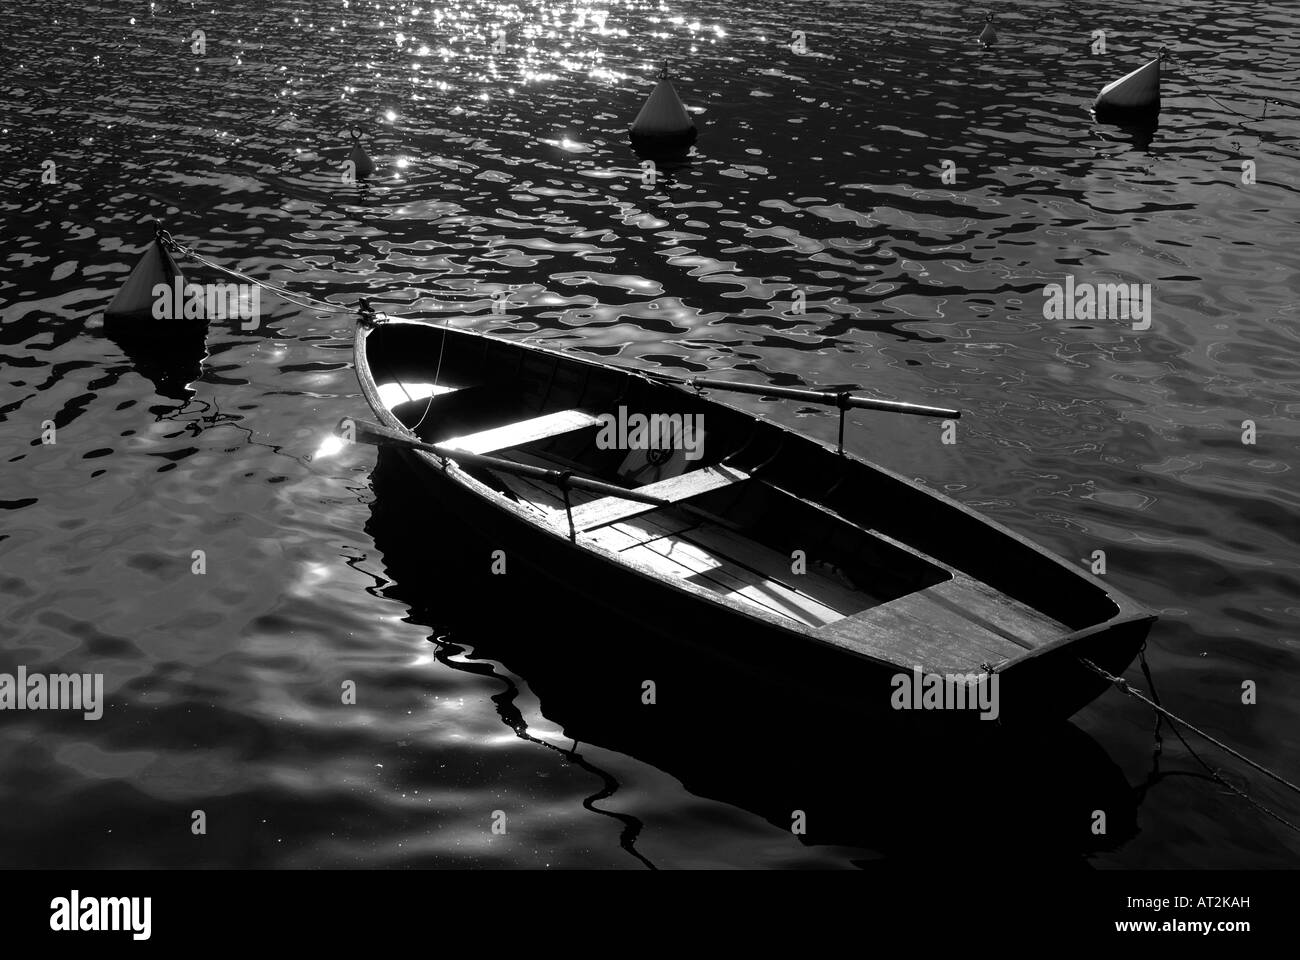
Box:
1, 0, 1298, 868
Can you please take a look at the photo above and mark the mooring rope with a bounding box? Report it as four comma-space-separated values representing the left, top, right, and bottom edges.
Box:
1080, 655, 1300, 832
158, 230, 491, 435
158, 230, 513, 314
1080, 656, 1300, 794
1135, 648, 1300, 833
160, 232, 359, 316
1161, 51, 1280, 124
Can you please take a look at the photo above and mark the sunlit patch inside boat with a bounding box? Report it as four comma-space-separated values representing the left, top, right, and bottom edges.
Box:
376, 381, 460, 410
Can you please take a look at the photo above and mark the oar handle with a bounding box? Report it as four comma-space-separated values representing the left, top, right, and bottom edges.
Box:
338, 418, 670, 506
679, 377, 961, 418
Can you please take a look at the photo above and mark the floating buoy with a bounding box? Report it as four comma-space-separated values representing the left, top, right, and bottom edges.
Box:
1094, 54, 1162, 117
104, 227, 185, 323
629, 62, 697, 156
346, 130, 374, 179
103, 226, 207, 397
978, 14, 997, 45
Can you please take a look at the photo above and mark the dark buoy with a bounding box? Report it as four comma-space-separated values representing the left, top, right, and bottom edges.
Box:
629, 62, 697, 157
346, 129, 374, 180
978, 14, 997, 45
103, 225, 208, 398
1093, 52, 1162, 120
104, 224, 186, 323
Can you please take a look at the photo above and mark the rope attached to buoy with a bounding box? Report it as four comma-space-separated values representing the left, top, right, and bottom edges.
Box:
159, 231, 357, 316
156, 230, 529, 314
1161, 50, 1279, 124
150, 229, 529, 438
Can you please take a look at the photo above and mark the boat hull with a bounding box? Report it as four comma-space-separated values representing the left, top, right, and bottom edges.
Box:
369, 454, 1143, 857
378, 442, 1151, 728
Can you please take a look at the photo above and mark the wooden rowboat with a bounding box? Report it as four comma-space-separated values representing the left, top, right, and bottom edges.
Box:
351, 317, 1154, 725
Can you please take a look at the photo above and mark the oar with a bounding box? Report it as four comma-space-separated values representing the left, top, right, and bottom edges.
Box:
637, 371, 961, 420
626, 370, 959, 454
339, 418, 670, 539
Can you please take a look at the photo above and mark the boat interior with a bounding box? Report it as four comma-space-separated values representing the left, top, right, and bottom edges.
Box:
365, 322, 1120, 673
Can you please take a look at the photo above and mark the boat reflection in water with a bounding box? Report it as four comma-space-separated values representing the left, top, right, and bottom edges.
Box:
366, 453, 1141, 866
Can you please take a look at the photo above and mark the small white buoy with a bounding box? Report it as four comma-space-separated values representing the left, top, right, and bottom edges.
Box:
105, 226, 185, 322
630, 62, 697, 156
978, 13, 997, 45
1094, 54, 1162, 115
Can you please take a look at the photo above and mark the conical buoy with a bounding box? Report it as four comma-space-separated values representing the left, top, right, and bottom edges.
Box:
630, 62, 697, 156
978, 14, 997, 45
347, 131, 374, 179
104, 225, 208, 395
104, 228, 185, 323
1094, 54, 1162, 117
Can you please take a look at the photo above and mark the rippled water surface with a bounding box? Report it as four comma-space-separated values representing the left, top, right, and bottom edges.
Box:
1, 0, 1298, 868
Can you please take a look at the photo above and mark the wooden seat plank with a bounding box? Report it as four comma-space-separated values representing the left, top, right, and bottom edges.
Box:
568, 464, 750, 532
821, 590, 1025, 673
927, 577, 1068, 648
443, 409, 601, 455
895, 592, 1031, 662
